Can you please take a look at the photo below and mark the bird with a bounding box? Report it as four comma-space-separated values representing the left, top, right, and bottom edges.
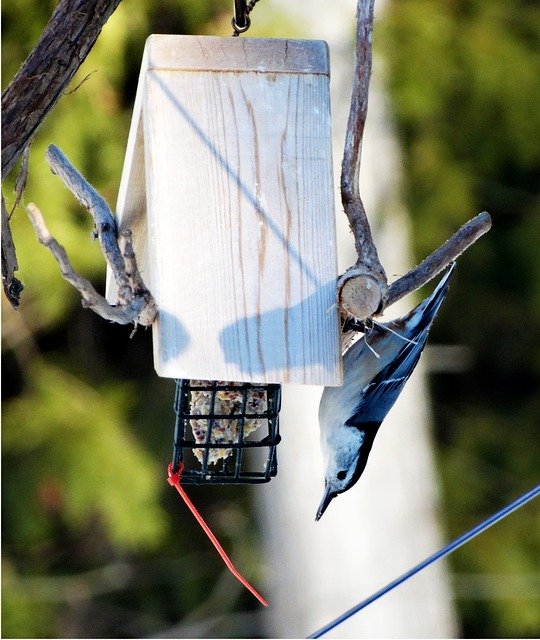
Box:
316, 262, 456, 521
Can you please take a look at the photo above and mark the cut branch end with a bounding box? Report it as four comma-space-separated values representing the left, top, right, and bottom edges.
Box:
337, 268, 385, 320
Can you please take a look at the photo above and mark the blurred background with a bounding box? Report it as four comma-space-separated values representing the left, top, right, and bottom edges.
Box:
2, 0, 539, 637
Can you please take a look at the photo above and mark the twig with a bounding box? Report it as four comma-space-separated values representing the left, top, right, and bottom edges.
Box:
45, 145, 131, 300
118, 230, 157, 327
10, 145, 31, 218
385, 212, 492, 308
1, 147, 30, 306
338, 0, 387, 320
338, 0, 491, 324
1, 0, 124, 308
1, 0, 123, 178
26, 145, 156, 326
64, 70, 98, 96
26, 203, 154, 325
1, 195, 23, 307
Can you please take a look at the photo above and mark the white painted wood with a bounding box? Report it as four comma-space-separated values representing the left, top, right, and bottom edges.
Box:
107, 35, 341, 385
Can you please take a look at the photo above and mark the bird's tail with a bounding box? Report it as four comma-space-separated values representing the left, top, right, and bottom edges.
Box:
398, 262, 456, 336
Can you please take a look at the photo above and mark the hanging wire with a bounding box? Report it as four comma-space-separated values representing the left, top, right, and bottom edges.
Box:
167, 463, 268, 607
232, 0, 262, 36
308, 484, 540, 638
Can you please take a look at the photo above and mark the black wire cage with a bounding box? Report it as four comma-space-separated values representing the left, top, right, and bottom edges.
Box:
172, 379, 282, 484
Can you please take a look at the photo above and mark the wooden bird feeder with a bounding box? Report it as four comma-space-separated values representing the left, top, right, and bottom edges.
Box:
106, 35, 342, 387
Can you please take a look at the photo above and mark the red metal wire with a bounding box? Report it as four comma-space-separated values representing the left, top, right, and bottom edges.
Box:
167, 462, 268, 607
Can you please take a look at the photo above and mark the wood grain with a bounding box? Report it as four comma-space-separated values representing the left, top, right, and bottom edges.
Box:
107, 35, 342, 385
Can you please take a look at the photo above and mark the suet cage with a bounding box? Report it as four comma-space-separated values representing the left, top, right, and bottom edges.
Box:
172, 379, 281, 484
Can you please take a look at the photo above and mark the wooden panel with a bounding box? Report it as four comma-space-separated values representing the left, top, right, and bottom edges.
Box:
108, 35, 342, 385
144, 34, 330, 74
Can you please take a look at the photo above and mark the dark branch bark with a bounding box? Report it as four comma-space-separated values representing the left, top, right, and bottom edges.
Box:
338, 0, 491, 325
385, 211, 492, 307
338, 0, 387, 320
1, 195, 23, 307
1, 0, 123, 178
1, 0, 123, 307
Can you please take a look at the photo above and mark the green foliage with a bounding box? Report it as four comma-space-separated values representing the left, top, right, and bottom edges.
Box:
380, 0, 539, 257
3, 359, 168, 549
2, 561, 58, 639
382, 0, 540, 636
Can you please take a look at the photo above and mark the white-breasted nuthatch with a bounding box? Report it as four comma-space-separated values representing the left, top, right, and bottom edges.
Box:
316, 262, 456, 521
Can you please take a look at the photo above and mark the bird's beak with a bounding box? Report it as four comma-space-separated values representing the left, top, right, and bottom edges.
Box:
315, 485, 336, 521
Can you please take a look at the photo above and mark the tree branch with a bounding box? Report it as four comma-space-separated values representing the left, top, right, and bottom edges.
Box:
45, 145, 130, 301
1, 195, 23, 307
385, 211, 492, 308
26, 146, 157, 327
26, 203, 142, 324
1, 0, 123, 179
338, 0, 491, 326
1, 0, 124, 308
338, 0, 387, 320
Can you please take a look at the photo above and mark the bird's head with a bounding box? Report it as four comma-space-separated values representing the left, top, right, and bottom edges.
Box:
316, 422, 378, 521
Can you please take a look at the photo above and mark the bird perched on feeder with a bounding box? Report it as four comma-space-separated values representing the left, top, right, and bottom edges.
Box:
316, 262, 456, 521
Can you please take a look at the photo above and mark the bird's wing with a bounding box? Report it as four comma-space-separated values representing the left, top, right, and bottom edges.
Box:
347, 335, 427, 427
343, 262, 456, 427
341, 329, 363, 355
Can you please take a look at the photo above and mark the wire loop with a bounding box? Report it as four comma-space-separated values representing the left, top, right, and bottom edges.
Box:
232, 0, 260, 36
231, 15, 251, 36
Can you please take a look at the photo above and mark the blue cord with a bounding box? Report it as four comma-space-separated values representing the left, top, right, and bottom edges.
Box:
308, 484, 540, 639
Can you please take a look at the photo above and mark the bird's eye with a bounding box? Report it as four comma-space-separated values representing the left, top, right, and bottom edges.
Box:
337, 470, 347, 480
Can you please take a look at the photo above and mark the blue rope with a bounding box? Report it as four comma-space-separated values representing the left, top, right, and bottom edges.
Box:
308, 484, 540, 639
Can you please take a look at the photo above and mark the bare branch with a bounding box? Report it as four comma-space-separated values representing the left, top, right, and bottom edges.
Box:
26, 146, 157, 327
1, 0, 123, 178
385, 211, 492, 308
118, 230, 158, 327
338, 0, 491, 325
45, 145, 135, 307
338, 0, 387, 320
1, 195, 24, 307
1, 0, 124, 307
1, 148, 30, 307
11, 146, 31, 218
26, 203, 142, 324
